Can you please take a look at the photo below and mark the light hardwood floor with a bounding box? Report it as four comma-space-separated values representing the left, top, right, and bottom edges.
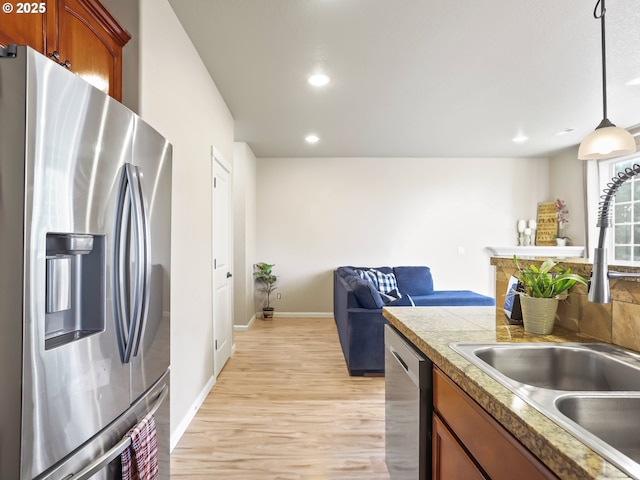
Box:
170, 317, 390, 479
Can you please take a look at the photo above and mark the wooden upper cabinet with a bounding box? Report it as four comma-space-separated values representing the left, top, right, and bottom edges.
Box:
0, 0, 130, 101
0, 10, 48, 52
52, 0, 130, 100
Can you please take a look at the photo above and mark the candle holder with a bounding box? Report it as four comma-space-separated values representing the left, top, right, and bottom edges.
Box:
528, 220, 537, 246
517, 219, 526, 246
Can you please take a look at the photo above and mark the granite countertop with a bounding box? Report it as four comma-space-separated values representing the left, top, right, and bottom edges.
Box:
382, 305, 632, 480
490, 255, 640, 280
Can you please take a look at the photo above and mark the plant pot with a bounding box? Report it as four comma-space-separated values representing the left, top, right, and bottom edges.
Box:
519, 295, 559, 335
556, 238, 567, 246
262, 307, 275, 319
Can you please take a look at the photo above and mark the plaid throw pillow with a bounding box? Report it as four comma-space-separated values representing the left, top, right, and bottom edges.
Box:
355, 268, 399, 295
355, 269, 379, 289
374, 270, 398, 294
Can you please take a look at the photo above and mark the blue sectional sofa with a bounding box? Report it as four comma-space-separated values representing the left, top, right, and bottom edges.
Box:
333, 266, 495, 375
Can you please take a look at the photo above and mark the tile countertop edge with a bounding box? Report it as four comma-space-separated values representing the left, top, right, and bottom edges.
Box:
382, 306, 631, 480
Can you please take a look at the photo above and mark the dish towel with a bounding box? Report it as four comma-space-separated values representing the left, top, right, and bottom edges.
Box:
121, 413, 159, 480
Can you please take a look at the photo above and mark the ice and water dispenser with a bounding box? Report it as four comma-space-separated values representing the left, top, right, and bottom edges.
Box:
45, 233, 105, 349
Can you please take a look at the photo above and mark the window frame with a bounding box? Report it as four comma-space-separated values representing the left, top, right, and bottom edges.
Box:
598, 153, 640, 264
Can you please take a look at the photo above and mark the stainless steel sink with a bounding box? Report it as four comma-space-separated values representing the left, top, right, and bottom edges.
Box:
556, 395, 640, 464
450, 342, 640, 479
472, 343, 640, 391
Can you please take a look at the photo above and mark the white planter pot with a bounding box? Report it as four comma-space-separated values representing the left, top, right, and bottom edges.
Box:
519, 295, 559, 335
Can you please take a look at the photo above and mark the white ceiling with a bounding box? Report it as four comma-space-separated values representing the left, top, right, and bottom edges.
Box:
168, 0, 640, 158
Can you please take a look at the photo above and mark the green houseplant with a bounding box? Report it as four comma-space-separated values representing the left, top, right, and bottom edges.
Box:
254, 262, 278, 319
513, 255, 588, 334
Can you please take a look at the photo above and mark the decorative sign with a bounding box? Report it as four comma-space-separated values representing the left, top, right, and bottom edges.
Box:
535, 202, 558, 246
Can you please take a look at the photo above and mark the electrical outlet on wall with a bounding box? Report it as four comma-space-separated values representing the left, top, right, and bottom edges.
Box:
276, 293, 282, 300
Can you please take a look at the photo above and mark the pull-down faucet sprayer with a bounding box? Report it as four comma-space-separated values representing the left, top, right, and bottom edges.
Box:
588, 164, 640, 303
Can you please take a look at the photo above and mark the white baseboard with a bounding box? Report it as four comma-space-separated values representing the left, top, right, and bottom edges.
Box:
170, 375, 216, 452
234, 312, 334, 328
233, 313, 256, 331
267, 311, 334, 319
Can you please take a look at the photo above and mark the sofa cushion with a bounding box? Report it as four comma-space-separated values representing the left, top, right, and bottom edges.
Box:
412, 290, 495, 306
336, 266, 358, 278
379, 287, 403, 304
347, 276, 385, 309
394, 266, 434, 295
386, 292, 414, 306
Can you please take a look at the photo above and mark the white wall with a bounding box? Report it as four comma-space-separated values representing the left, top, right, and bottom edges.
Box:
139, 0, 234, 446
548, 146, 586, 248
233, 143, 257, 327
256, 156, 549, 314
100, 0, 139, 113
547, 130, 640, 256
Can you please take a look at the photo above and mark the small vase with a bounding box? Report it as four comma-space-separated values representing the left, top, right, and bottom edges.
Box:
556, 238, 567, 247
519, 295, 559, 335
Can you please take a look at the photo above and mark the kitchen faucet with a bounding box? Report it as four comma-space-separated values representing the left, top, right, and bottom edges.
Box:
588, 163, 640, 303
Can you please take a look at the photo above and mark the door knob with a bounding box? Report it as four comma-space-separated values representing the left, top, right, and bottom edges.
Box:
227, 272, 233, 278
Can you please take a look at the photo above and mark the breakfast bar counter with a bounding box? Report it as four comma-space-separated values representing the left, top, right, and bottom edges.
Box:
382, 306, 633, 480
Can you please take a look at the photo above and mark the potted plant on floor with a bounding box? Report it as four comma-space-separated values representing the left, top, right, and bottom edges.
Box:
513, 255, 587, 334
254, 262, 278, 319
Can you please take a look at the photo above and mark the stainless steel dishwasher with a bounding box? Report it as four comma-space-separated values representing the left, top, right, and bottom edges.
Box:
385, 324, 432, 480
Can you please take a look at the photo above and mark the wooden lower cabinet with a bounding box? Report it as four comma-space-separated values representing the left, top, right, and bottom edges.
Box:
433, 366, 559, 480
433, 414, 487, 480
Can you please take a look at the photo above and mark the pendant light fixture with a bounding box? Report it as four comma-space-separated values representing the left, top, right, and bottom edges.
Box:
578, 0, 636, 160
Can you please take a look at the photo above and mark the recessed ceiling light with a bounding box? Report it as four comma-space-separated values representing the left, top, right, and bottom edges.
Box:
305, 134, 319, 143
626, 77, 640, 86
555, 128, 575, 136
308, 74, 330, 87
512, 134, 528, 143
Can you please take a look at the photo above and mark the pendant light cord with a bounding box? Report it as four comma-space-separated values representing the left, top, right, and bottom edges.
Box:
578, 0, 636, 160
594, 0, 612, 127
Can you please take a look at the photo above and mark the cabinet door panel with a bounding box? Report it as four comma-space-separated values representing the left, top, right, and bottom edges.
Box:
433, 414, 487, 480
0, 11, 47, 51
433, 367, 559, 480
56, 0, 129, 100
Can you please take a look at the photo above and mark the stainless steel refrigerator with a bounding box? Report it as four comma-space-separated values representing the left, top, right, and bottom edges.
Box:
0, 45, 171, 479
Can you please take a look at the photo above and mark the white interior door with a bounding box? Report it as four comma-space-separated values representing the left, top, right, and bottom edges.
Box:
213, 153, 233, 378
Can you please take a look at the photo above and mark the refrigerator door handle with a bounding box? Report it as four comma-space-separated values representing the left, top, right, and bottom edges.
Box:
113, 163, 147, 364
58, 385, 168, 480
130, 165, 151, 358
113, 164, 133, 363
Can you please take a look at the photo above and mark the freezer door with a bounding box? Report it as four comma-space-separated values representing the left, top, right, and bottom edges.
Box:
35, 371, 170, 480
129, 117, 172, 402
20, 48, 134, 478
